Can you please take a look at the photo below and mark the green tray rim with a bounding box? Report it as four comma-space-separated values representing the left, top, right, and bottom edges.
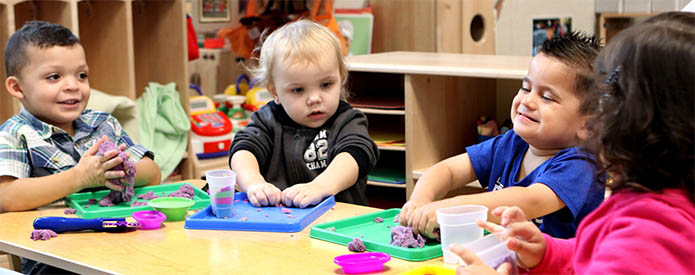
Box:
65, 182, 209, 219
309, 208, 442, 261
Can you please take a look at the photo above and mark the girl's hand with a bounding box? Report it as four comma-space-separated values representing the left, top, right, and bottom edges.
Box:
450, 244, 513, 275
486, 206, 547, 269
281, 182, 329, 208
474, 205, 529, 234
505, 220, 546, 269
75, 136, 127, 191
246, 182, 282, 207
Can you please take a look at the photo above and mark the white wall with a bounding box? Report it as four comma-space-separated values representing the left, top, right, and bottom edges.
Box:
495, 0, 596, 56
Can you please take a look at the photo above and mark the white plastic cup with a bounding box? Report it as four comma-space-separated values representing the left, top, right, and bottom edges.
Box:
439, 222, 485, 264
436, 205, 488, 264
206, 169, 236, 218
436, 205, 488, 225
464, 232, 518, 272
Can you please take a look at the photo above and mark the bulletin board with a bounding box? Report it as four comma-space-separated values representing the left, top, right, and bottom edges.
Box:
335, 13, 374, 56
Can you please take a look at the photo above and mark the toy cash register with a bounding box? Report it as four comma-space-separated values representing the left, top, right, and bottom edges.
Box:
190, 95, 234, 159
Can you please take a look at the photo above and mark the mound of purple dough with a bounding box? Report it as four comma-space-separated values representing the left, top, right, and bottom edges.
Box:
30, 229, 58, 241
97, 140, 136, 206
168, 184, 194, 199
390, 226, 426, 248
348, 238, 366, 252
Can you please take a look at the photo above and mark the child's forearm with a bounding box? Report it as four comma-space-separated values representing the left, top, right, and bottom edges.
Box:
134, 157, 161, 186
311, 152, 359, 196
0, 169, 83, 213
410, 154, 477, 202
230, 150, 267, 192
445, 184, 566, 224
410, 163, 456, 202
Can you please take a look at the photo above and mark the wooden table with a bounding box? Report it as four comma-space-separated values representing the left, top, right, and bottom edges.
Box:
0, 180, 444, 274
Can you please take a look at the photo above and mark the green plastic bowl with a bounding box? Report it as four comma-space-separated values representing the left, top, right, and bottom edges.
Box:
148, 197, 194, 221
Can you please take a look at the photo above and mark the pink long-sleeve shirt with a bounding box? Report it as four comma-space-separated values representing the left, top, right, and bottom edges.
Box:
532, 189, 695, 274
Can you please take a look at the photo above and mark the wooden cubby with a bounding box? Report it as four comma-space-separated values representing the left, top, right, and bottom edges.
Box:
346, 52, 529, 199
78, 0, 134, 98
0, 0, 192, 179
0, 1, 11, 123
598, 13, 651, 43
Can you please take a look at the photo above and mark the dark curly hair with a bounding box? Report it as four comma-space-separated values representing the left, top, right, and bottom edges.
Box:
537, 31, 602, 115
4, 21, 79, 77
586, 12, 695, 201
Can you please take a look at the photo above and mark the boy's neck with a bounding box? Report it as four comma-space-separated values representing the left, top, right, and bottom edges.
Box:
527, 145, 562, 158
51, 121, 75, 137
518, 146, 560, 181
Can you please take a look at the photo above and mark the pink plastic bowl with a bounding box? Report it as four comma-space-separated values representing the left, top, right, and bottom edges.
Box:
334, 252, 391, 274
132, 210, 167, 230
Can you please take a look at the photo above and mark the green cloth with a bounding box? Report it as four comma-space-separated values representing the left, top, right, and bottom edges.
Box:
136, 82, 190, 181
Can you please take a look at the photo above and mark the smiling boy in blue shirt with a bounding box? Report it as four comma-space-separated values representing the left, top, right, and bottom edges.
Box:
400, 32, 605, 239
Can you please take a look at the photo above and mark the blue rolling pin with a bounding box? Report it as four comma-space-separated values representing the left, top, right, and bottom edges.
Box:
33, 217, 139, 233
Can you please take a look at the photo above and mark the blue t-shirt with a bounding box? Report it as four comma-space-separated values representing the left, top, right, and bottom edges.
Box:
467, 130, 604, 238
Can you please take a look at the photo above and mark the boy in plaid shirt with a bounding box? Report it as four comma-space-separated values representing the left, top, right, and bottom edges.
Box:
0, 21, 161, 213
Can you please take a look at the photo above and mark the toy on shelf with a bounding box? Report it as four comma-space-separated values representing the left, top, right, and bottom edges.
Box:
475, 116, 499, 144
189, 84, 234, 159
224, 74, 252, 96
218, 95, 250, 133
224, 74, 273, 112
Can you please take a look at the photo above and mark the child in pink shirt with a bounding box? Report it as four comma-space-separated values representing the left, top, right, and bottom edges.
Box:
450, 11, 695, 274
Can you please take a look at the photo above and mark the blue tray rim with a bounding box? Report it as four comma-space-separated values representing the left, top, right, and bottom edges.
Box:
184, 192, 336, 233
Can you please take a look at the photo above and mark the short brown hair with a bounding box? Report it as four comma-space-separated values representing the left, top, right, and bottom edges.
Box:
537, 31, 601, 115
4, 21, 79, 77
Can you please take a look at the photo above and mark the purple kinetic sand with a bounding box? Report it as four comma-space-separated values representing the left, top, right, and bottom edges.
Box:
168, 184, 195, 199
30, 229, 57, 241
348, 238, 367, 252
99, 195, 116, 207
373, 217, 384, 223
488, 253, 516, 270
85, 198, 98, 209
64, 208, 76, 214
433, 227, 441, 243
130, 199, 148, 207
282, 208, 293, 214
393, 213, 400, 223
137, 191, 159, 200
97, 140, 136, 206
390, 226, 426, 248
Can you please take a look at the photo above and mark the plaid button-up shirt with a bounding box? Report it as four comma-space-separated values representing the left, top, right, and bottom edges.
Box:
0, 108, 152, 178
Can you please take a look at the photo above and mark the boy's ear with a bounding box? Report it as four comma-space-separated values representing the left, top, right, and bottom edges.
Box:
5, 76, 25, 100
576, 116, 591, 141
266, 82, 280, 104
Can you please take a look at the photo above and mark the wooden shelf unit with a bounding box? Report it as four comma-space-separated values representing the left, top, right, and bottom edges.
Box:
598, 13, 652, 44
0, 0, 192, 179
346, 52, 529, 199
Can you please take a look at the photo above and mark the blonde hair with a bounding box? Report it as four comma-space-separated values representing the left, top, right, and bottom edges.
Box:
250, 20, 349, 98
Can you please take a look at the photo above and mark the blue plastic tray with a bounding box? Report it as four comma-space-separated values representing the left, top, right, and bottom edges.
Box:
184, 192, 336, 232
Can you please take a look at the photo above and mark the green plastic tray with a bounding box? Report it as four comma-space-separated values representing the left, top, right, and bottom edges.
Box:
309, 208, 442, 261
65, 183, 210, 219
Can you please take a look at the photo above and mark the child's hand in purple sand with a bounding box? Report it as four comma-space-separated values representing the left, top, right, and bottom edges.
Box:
399, 199, 431, 227
74, 136, 128, 191
281, 182, 329, 208
246, 182, 282, 207
404, 199, 447, 239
